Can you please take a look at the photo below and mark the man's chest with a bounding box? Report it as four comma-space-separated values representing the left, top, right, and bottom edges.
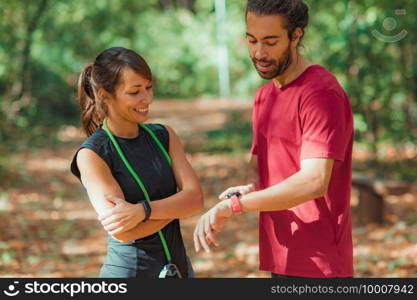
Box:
256, 93, 303, 143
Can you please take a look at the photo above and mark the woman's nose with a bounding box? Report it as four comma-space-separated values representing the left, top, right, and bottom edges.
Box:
141, 93, 153, 105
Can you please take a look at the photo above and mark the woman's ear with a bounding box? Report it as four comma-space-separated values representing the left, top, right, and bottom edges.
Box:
98, 88, 110, 104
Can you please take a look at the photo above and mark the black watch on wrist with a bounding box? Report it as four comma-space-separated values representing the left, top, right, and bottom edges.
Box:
226, 192, 242, 199
140, 200, 152, 222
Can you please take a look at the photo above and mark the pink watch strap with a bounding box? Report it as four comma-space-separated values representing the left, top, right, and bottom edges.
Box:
230, 195, 242, 214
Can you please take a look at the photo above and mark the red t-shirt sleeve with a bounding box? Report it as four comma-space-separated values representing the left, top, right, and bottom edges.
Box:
300, 89, 349, 162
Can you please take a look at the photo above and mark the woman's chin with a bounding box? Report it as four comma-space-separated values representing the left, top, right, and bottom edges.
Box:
135, 116, 148, 123
130, 112, 149, 123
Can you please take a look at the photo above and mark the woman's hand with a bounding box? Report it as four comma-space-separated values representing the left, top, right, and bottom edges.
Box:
98, 194, 145, 236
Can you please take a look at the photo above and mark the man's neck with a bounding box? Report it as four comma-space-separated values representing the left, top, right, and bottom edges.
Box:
273, 54, 313, 88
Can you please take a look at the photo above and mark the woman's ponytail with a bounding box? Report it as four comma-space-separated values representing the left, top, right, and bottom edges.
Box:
77, 63, 101, 136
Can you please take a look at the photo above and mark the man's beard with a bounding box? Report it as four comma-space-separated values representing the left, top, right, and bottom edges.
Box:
252, 45, 292, 80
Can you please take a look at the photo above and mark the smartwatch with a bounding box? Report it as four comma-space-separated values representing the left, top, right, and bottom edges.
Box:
140, 200, 152, 222
227, 192, 242, 215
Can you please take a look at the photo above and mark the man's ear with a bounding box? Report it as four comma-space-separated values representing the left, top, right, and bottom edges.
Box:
291, 27, 303, 46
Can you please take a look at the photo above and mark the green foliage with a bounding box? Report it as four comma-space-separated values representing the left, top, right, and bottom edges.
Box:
0, 0, 416, 154
200, 111, 252, 153
305, 0, 417, 149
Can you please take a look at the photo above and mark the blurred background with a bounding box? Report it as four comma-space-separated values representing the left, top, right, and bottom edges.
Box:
0, 0, 416, 277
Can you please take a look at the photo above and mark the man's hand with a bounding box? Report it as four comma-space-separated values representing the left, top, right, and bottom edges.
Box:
218, 184, 256, 200
193, 200, 233, 253
98, 194, 145, 236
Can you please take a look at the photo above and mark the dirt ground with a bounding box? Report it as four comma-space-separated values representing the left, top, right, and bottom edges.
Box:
1, 100, 416, 278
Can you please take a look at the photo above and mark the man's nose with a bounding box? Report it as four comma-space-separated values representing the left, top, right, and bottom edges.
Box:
254, 44, 268, 61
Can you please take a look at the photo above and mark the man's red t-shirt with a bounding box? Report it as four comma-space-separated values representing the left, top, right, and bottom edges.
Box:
251, 65, 354, 277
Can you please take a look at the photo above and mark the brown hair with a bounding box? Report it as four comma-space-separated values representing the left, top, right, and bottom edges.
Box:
246, 0, 309, 46
77, 47, 152, 136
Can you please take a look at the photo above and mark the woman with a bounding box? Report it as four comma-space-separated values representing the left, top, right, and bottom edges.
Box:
70, 47, 203, 278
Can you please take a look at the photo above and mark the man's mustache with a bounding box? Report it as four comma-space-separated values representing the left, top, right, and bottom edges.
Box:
252, 59, 276, 65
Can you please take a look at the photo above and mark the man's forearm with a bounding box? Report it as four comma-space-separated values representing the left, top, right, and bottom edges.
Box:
240, 169, 324, 212
113, 219, 172, 243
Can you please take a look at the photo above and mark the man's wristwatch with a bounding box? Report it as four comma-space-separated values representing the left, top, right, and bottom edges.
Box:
140, 200, 152, 222
226, 192, 242, 215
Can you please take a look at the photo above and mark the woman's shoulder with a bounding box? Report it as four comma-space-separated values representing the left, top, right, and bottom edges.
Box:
70, 127, 112, 180
143, 123, 170, 150
143, 123, 170, 137
144, 123, 168, 132
80, 126, 110, 152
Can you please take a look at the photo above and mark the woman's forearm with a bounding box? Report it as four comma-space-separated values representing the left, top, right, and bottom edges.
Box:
113, 219, 173, 243
150, 125, 204, 220
149, 188, 203, 220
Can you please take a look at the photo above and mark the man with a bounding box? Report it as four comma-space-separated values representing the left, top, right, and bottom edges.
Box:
194, 0, 354, 278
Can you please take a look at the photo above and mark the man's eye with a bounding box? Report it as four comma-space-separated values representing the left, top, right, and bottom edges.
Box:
146, 86, 153, 90
266, 42, 278, 46
129, 91, 139, 95
248, 40, 257, 44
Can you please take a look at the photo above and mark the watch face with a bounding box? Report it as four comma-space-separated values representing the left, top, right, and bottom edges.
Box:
226, 192, 241, 199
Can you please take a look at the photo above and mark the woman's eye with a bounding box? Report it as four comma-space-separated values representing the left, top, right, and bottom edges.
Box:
146, 86, 153, 90
129, 91, 139, 95
248, 40, 257, 44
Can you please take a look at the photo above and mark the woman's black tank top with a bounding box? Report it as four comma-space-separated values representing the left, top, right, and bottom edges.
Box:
70, 124, 188, 277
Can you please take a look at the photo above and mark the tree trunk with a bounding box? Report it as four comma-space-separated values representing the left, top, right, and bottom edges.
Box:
158, 0, 195, 12
179, 0, 195, 12
356, 185, 384, 225
158, 0, 174, 10
17, 0, 49, 100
